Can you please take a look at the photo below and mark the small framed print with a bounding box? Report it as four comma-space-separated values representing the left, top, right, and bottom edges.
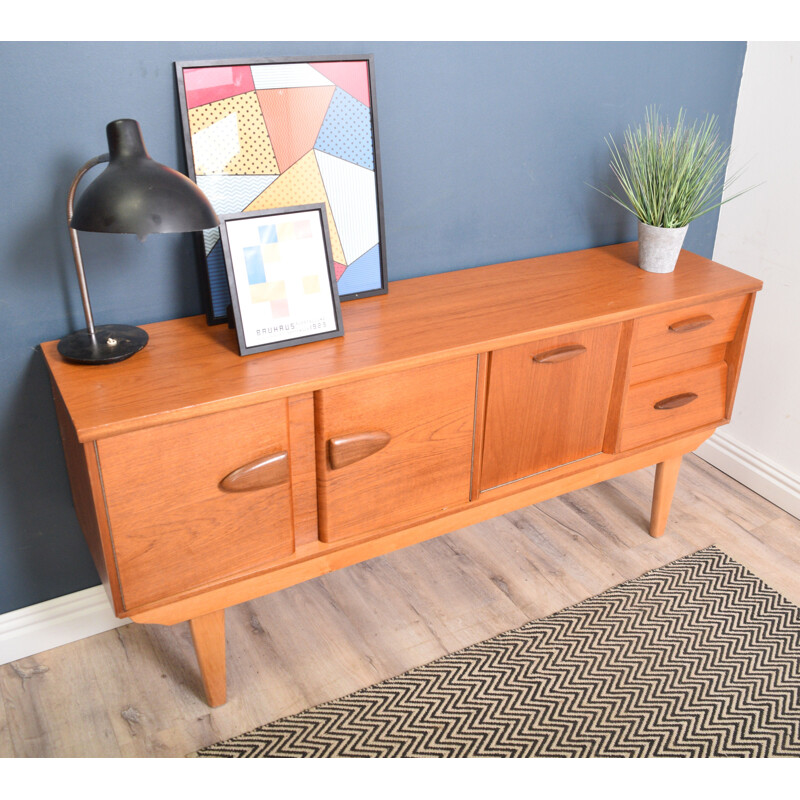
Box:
219, 204, 344, 355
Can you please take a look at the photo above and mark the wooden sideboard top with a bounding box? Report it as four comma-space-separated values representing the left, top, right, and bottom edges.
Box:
41, 242, 762, 443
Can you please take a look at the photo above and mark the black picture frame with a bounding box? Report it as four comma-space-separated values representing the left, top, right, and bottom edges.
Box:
175, 54, 388, 324
219, 204, 344, 356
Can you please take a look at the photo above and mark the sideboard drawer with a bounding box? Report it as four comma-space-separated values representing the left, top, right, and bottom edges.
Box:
631, 295, 748, 366
315, 357, 477, 543
96, 401, 295, 610
620, 362, 728, 451
628, 343, 728, 386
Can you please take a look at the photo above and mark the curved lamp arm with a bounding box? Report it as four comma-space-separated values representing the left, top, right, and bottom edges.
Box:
58, 119, 219, 365
66, 153, 109, 337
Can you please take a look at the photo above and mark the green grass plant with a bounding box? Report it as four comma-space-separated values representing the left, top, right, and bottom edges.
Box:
593, 107, 752, 229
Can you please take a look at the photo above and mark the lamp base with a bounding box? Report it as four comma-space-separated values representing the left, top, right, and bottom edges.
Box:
57, 324, 149, 364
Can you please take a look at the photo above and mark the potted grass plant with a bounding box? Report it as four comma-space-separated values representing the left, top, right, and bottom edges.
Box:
593, 106, 753, 273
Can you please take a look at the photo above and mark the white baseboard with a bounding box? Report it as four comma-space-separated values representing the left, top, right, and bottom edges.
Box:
694, 429, 800, 520
0, 585, 129, 666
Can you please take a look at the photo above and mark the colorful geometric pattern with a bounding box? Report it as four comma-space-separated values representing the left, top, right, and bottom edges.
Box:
195, 547, 800, 757
188, 92, 278, 176
178, 58, 385, 321
245, 150, 346, 265
316, 88, 375, 170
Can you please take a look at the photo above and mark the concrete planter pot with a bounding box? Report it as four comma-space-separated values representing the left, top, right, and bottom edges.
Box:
637, 221, 689, 273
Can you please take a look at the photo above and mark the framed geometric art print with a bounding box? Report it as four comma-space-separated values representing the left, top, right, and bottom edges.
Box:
175, 55, 388, 324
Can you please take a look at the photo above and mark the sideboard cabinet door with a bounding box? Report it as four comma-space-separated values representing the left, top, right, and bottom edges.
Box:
480, 324, 622, 491
96, 400, 295, 610
315, 357, 478, 543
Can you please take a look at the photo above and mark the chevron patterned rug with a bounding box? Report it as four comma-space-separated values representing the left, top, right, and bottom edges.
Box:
194, 546, 800, 757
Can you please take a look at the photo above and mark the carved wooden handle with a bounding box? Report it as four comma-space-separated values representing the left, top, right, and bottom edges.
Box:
532, 344, 587, 364
219, 451, 289, 492
668, 315, 714, 333
328, 430, 391, 470
654, 392, 699, 411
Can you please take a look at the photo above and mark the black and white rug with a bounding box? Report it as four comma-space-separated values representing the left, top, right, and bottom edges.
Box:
194, 546, 800, 757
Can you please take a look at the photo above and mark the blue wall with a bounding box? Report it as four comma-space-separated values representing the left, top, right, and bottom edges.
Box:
0, 41, 746, 614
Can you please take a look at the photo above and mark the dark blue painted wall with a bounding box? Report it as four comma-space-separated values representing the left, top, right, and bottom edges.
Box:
0, 41, 746, 614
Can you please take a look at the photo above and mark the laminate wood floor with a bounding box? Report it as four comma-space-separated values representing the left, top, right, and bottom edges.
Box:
2, 454, 799, 758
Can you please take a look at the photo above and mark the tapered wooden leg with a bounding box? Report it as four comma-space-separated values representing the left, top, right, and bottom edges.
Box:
649, 455, 683, 538
189, 609, 227, 707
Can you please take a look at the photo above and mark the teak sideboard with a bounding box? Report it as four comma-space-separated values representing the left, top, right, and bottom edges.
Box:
41, 242, 762, 707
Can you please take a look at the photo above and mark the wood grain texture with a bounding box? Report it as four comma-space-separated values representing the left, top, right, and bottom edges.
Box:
0, 640, 118, 756
621, 362, 728, 451
71, 621, 221, 754
4, 455, 798, 757
480, 324, 622, 490
650, 456, 683, 538
40, 243, 762, 444
602, 320, 635, 454
723, 292, 758, 419
631, 294, 748, 366
97, 400, 295, 609
668, 314, 714, 333
49, 383, 121, 613
39, 244, 762, 710
315, 357, 477, 543
190, 611, 227, 708
327, 431, 392, 470
0, 688, 14, 757
628, 343, 727, 386
219, 451, 289, 492
130, 428, 715, 626
469, 353, 491, 501
531, 344, 587, 363
653, 392, 699, 410
287, 393, 319, 547
51, 385, 98, 551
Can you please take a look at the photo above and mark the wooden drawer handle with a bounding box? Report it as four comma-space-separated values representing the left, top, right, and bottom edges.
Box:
669, 315, 714, 333
532, 344, 587, 363
328, 430, 391, 470
219, 451, 289, 492
654, 392, 699, 411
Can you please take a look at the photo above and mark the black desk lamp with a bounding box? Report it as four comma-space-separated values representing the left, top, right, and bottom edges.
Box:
58, 118, 219, 364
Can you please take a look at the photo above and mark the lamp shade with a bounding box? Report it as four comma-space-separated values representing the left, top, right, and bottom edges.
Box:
70, 119, 219, 238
